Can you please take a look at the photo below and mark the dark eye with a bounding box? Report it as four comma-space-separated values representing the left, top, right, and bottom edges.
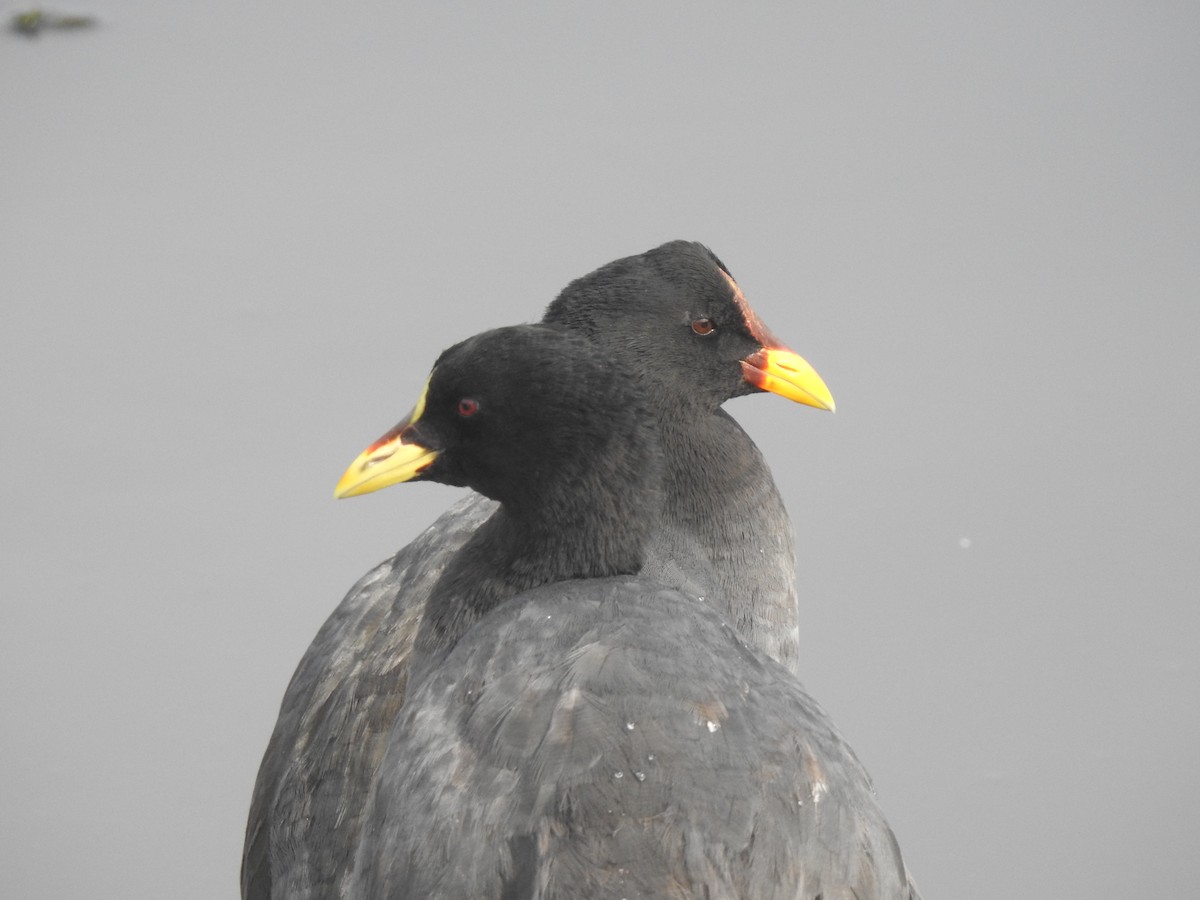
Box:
691, 317, 716, 336
457, 398, 479, 417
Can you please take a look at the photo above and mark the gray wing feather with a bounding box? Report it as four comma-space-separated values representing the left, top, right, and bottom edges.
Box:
241, 493, 497, 900
350, 579, 911, 900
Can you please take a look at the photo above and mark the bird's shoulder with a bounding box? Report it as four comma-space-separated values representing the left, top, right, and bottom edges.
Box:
242, 492, 496, 899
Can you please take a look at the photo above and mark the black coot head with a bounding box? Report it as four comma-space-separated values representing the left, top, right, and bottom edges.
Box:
543, 241, 834, 414
334, 324, 656, 510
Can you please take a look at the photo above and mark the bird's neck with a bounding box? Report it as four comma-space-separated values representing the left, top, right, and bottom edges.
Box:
413, 450, 661, 667
657, 408, 772, 510
655, 407, 802, 672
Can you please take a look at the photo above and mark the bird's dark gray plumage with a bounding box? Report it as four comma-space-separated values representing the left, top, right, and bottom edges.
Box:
339, 324, 915, 899
354, 579, 911, 900
243, 242, 840, 899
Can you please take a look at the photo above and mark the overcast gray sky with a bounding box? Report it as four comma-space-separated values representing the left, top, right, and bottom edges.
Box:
3, 2, 1197, 898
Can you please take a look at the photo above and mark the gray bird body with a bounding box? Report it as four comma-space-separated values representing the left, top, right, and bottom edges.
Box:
348, 576, 909, 900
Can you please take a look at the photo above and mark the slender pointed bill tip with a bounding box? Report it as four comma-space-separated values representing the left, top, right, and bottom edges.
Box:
333, 380, 438, 499
741, 346, 836, 412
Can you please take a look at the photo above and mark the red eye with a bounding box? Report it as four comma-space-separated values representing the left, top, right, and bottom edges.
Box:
457, 398, 479, 418
691, 317, 716, 336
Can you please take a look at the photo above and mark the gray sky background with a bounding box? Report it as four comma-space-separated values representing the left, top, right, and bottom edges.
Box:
3, 3, 1197, 897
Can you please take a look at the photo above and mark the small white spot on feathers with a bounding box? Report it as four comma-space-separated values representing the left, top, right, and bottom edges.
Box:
706, 720, 720, 733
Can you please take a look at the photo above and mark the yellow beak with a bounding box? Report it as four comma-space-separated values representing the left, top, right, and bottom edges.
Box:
334, 380, 439, 498
741, 346, 836, 412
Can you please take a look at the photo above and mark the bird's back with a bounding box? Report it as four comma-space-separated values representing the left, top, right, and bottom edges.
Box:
349, 577, 912, 900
